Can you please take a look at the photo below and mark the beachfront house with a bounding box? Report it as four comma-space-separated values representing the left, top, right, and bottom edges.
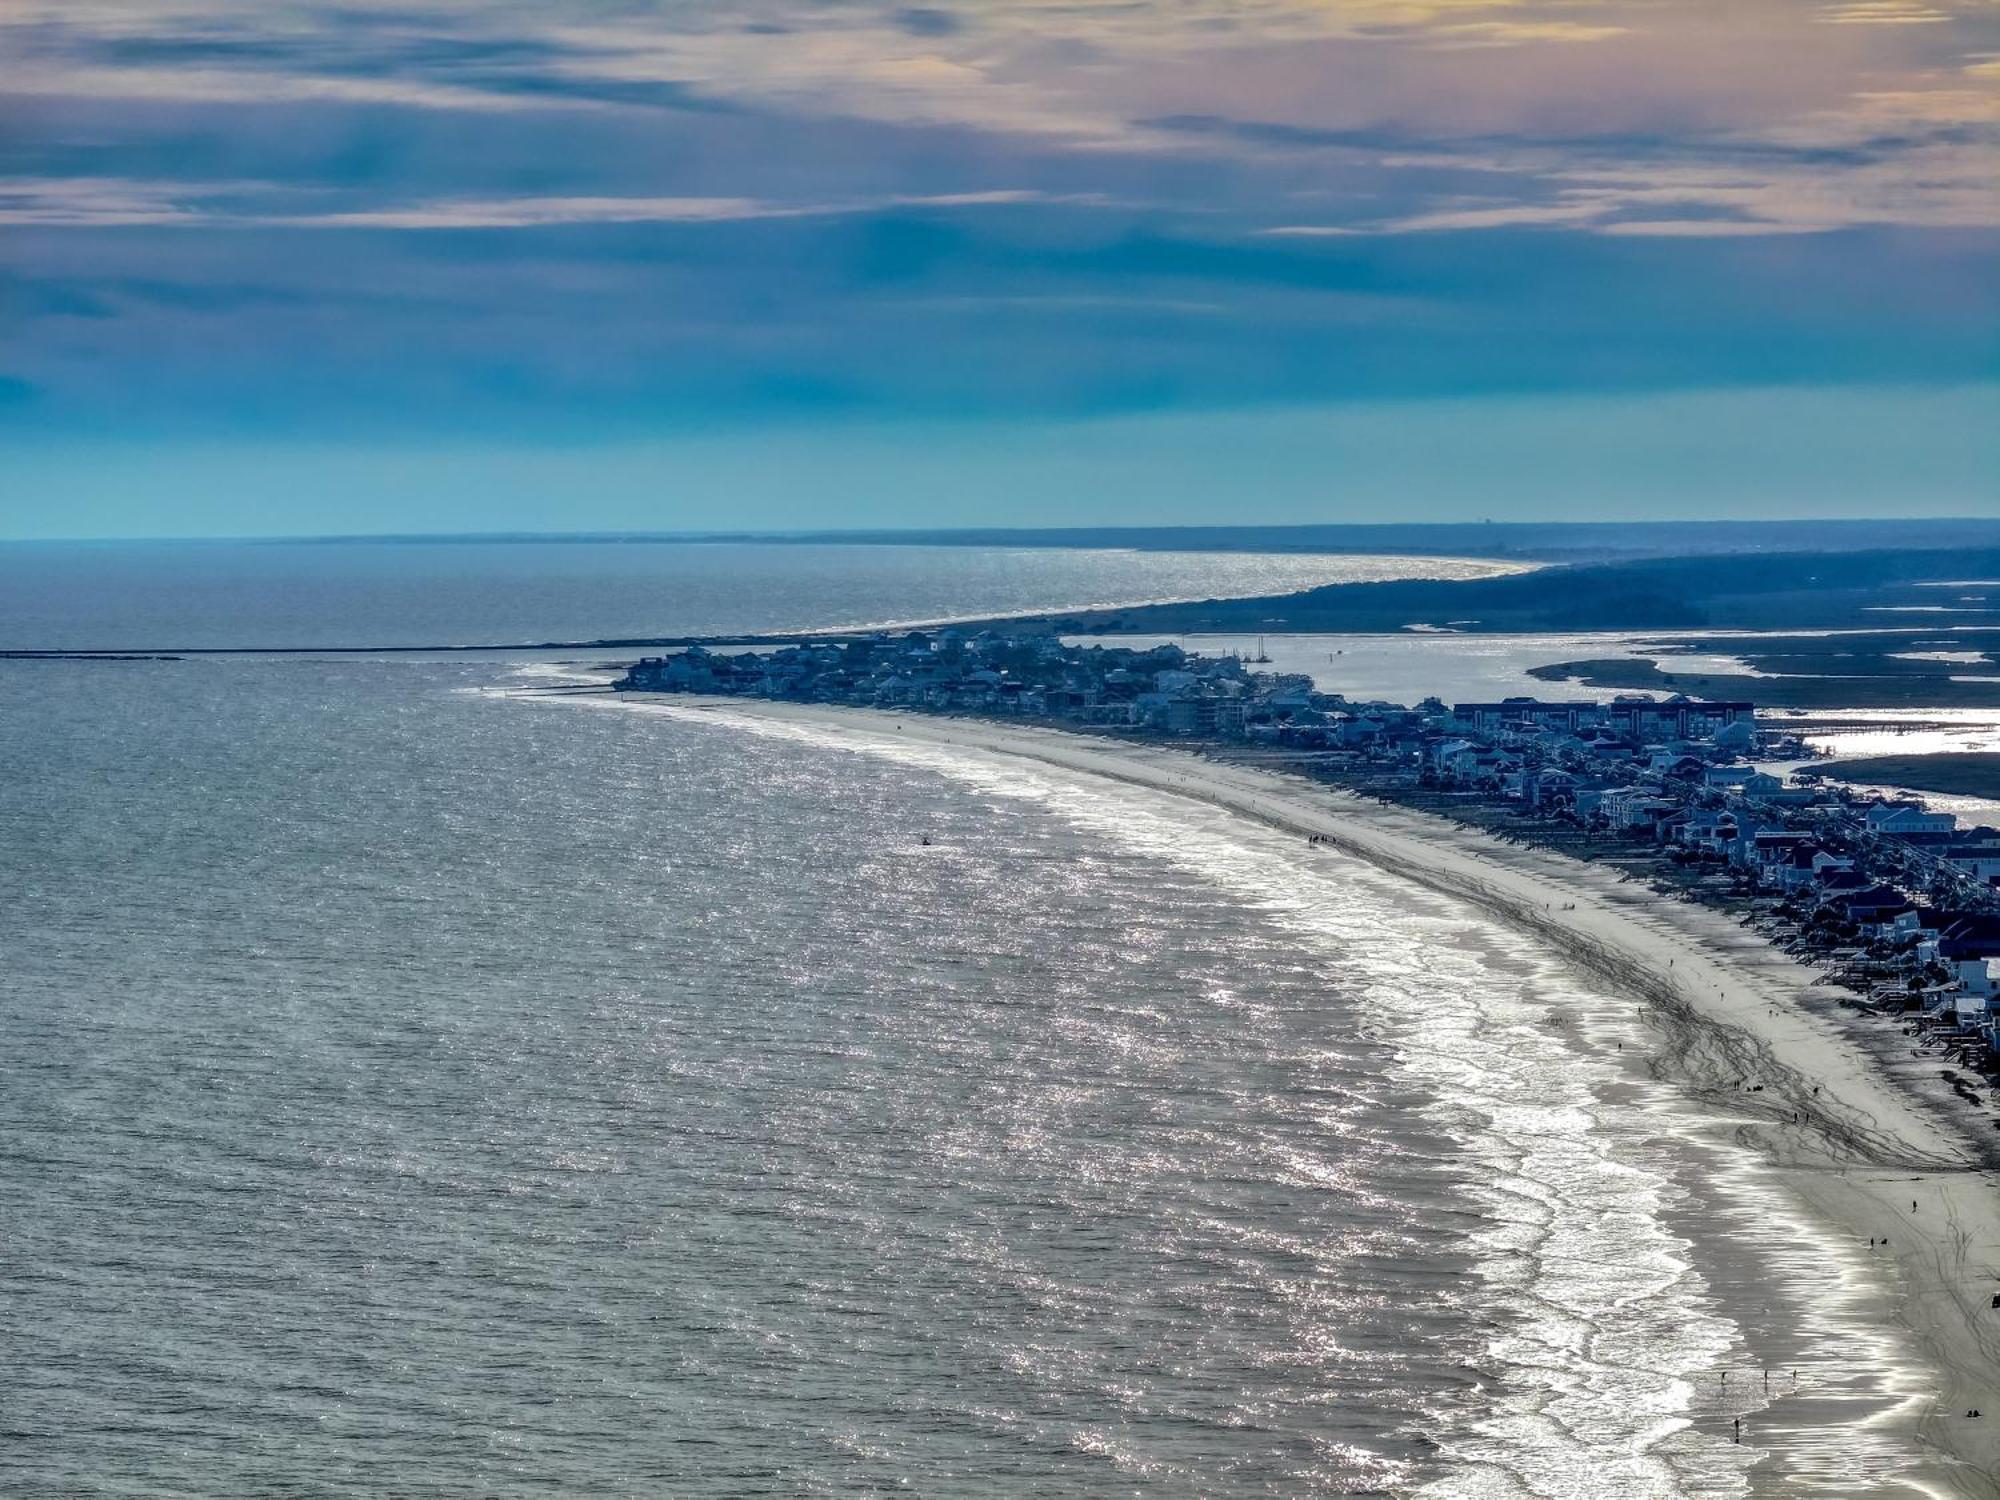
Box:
1857, 905, 1941, 964
1431, 739, 1483, 781
1673, 809, 1740, 856
1341, 714, 1392, 747
1524, 769, 1579, 810
1740, 831, 1821, 889
1600, 788, 1680, 831
1831, 883, 1910, 924
1944, 912, 2000, 980
1951, 993, 1997, 1033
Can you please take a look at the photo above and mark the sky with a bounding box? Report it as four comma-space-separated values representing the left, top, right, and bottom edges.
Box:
1, 0, 1996, 538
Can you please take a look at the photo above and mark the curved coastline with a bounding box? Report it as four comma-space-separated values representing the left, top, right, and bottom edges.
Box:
629, 693, 2000, 1495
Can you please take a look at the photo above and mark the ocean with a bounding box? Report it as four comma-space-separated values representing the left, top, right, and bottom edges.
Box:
0, 542, 1939, 1495
0, 540, 1517, 650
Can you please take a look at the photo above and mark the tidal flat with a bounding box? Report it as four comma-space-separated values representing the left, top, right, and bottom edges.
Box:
1819, 753, 2000, 801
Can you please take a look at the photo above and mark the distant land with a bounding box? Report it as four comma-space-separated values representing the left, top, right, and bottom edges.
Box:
1530, 625, 2000, 710
952, 544, 2000, 710
1528, 657, 2000, 710
21, 538, 2000, 708
1818, 755, 2000, 801
749, 519, 2000, 564
68, 516, 2000, 565
1009, 546, 2000, 637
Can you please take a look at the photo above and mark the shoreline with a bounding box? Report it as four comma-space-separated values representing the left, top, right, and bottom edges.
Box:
634, 694, 2000, 1495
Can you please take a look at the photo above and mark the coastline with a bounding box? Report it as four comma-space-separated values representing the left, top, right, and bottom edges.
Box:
633, 693, 2000, 1495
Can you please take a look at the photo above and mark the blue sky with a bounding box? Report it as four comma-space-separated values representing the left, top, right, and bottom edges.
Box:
1, 0, 1996, 537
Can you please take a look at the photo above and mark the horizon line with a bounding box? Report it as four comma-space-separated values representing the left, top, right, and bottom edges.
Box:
6, 515, 1999, 548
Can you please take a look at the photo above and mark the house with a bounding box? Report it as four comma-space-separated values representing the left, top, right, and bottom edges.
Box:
1598, 787, 1679, 830
1867, 802, 1958, 837
1955, 993, 1995, 1030
1709, 719, 1756, 752
1675, 809, 1740, 855
1826, 883, 1910, 924
1431, 739, 1484, 780
1746, 830, 1814, 869
1865, 908, 1939, 961
1342, 714, 1391, 746
1703, 766, 1783, 797
1771, 845, 1833, 894
1939, 916, 2000, 994
1945, 847, 2000, 884
1525, 769, 1579, 810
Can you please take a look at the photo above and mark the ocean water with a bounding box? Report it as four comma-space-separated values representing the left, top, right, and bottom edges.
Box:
0, 540, 1517, 650
0, 547, 1937, 1495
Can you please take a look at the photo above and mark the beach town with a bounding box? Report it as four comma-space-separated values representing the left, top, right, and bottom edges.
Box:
620, 630, 2000, 1093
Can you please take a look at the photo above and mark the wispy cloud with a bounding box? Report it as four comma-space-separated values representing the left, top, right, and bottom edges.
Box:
2, 0, 1996, 439
1256, 121, 2000, 235
0, 181, 1063, 230
1418, 20, 1632, 45
0, 176, 219, 226
1818, 0, 1952, 23
260, 189, 1057, 229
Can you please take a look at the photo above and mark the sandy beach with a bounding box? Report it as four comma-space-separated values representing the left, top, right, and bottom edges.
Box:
648, 695, 2000, 1496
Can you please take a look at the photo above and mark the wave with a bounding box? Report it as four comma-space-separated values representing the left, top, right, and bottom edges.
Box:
536, 691, 1943, 1496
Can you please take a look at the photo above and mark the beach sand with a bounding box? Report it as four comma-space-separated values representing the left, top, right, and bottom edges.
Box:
644, 696, 2000, 1495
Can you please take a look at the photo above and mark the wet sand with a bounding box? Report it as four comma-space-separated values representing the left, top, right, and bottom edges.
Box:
648, 696, 2000, 1496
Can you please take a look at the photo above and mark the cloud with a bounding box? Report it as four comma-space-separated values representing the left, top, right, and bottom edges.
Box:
262, 194, 788, 229
0, 176, 215, 226
891, 8, 964, 38
1597, 218, 1828, 235
1, 0, 1996, 442
1818, 1, 1951, 23
1544, 143, 2000, 232
1, 61, 594, 113
1418, 20, 1631, 45
1371, 199, 1610, 230
0, 180, 1063, 230
9, 198, 1994, 437
260, 188, 1053, 229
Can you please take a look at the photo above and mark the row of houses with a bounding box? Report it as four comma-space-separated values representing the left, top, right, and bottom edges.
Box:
618, 630, 2000, 1069
1418, 697, 2000, 1062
